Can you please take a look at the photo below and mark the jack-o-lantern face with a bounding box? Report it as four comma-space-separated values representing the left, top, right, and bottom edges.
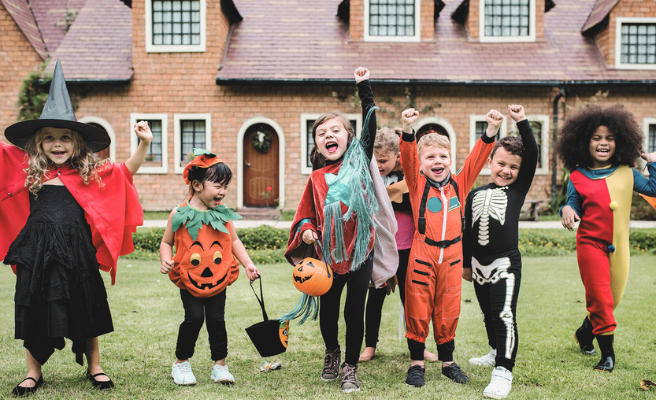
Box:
279, 320, 289, 348
292, 257, 333, 297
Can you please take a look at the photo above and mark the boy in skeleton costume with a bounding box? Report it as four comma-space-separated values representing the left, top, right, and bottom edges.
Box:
462, 105, 537, 399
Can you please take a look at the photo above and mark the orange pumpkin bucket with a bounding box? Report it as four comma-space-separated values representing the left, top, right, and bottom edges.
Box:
292, 257, 333, 297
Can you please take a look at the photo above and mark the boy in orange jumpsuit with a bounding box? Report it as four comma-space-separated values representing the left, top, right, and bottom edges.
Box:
400, 108, 502, 387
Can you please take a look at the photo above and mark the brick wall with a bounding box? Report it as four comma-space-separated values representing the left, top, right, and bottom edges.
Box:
421, 0, 435, 40
350, 0, 364, 40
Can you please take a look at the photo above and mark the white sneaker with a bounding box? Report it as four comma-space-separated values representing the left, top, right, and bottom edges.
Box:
211, 364, 235, 385
469, 348, 497, 367
171, 361, 196, 385
483, 366, 513, 399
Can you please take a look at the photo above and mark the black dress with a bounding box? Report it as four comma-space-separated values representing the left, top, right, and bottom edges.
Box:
4, 185, 113, 365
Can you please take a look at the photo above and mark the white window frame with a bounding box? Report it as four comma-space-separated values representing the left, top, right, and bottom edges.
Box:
642, 118, 656, 173
130, 113, 168, 174
145, 0, 207, 53
364, 0, 421, 42
300, 113, 362, 175
174, 113, 212, 174
615, 17, 656, 70
507, 115, 549, 175
469, 115, 508, 175
479, 0, 536, 43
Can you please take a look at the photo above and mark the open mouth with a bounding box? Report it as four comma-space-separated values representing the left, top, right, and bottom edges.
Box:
188, 271, 227, 290
431, 167, 445, 176
596, 148, 610, 155
325, 142, 338, 154
52, 151, 66, 156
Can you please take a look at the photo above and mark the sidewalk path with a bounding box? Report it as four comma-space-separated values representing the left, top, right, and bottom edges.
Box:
140, 220, 656, 229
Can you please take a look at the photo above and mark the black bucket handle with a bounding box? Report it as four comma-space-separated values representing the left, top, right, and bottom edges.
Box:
250, 277, 269, 322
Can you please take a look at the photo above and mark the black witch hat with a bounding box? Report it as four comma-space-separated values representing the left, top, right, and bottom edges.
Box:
5, 59, 110, 152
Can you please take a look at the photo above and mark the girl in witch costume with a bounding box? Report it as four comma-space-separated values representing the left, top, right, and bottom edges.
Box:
558, 104, 656, 372
283, 67, 384, 394
0, 59, 148, 396
159, 149, 259, 386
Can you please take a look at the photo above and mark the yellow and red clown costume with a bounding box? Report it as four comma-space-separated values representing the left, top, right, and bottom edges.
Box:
563, 163, 656, 336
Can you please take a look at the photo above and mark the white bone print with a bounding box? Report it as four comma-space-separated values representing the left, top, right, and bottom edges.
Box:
472, 187, 508, 246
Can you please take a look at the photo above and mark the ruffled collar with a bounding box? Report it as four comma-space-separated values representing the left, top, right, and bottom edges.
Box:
172, 201, 242, 240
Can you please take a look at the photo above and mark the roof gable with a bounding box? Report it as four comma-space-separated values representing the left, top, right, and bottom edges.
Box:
581, 0, 619, 33
1, 0, 48, 59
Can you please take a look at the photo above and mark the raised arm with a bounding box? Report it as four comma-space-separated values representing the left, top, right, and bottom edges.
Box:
508, 105, 538, 192
399, 108, 420, 193
125, 121, 153, 175
355, 67, 376, 161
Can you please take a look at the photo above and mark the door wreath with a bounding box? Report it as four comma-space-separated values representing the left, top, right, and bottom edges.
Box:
251, 130, 272, 154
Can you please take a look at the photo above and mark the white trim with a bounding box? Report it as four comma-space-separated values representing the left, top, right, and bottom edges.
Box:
299, 113, 363, 175
78, 116, 117, 161
130, 113, 168, 174
469, 115, 507, 175
508, 115, 549, 175
642, 118, 656, 173
237, 117, 286, 209
615, 17, 656, 70
479, 0, 536, 43
364, 0, 421, 42
145, 0, 206, 53
173, 113, 212, 174
415, 117, 457, 173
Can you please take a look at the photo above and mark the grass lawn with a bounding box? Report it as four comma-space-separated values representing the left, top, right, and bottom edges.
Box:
1, 256, 655, 399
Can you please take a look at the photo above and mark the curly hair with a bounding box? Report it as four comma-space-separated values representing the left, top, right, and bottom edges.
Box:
374, 126, 400, 155
309, 110, 355, 170
491, 136, 525, 160
557, 104, 643, 172
24, 129, 108, 196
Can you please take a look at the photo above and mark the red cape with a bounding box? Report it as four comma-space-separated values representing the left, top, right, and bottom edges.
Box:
0, 141, 142, 284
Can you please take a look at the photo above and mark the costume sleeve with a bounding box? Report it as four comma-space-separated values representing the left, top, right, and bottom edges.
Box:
633, 163, 656, 196
454, 134, 496, 200
399, 131, 420, 195
462, 191, 475, 270
357, 80, 376, 161
514, 119, 538, 193
285, 175, 319, 266
0, 141, 30, 264
559, 179, 583, 217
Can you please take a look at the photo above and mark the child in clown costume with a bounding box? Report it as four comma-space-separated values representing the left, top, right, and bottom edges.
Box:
558, 104, 656, 372
159, 150, 259, 386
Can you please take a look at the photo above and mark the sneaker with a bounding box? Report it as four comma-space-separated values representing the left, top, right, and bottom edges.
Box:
483, 366, 513, 399
442, 362, 470, 384
171, 361, 196, 385
321, 348, 341, 381
469, 348, 497, 367
341, 363, 360, 393
211, 364, 235, 385
405, 365, 425, 387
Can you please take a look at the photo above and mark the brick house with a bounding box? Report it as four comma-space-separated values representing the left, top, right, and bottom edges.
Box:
1, 0, 655, 213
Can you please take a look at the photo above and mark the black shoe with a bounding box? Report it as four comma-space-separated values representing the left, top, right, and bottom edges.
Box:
442, 362, 469, 384
574, 316, 596, 355
406, 365, 425, 387
86, 371, 115, 390
12, 375, 43, 397
594, 334, 615, 372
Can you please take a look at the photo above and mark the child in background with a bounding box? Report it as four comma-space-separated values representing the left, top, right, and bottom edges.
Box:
359, 127, 438, 363
284, 67, 379, 393
160, 149, 259, 386
400, 107, 502, 387
463, 105, 537, 399
0, 59, 147, 396
558, 104, 656, 373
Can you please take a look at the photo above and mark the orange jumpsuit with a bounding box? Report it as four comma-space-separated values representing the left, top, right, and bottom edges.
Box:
400, 132, 494, 353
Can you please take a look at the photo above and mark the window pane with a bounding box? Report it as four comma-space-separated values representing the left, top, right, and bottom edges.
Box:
369, 0, 416, 37
180, 120, 206, 161
649, 124, 656, 153
138, 120, 163, 162
483, 0, 530, 37
620, 23, 656, 65
152, 0, 201, 47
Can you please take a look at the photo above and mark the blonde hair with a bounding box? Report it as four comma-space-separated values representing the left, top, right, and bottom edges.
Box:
374, 126, 400, 155
418, 133, 450, 156
24, 129, 108, 195
309, 110, 355, 170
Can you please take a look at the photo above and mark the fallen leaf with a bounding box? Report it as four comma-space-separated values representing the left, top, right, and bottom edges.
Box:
641, 380, 656, 391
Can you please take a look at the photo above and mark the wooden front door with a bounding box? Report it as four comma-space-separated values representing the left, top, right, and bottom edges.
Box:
243, 124, 279, 207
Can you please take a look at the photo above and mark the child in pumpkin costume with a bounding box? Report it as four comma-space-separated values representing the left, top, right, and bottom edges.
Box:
558, 104, 656, 372
160, 150, 259, 386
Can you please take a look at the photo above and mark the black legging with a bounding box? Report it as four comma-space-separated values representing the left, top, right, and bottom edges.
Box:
176, 289, 227, 361
320, 251, 374, 365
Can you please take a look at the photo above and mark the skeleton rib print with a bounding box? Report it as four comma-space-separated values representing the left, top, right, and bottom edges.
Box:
472, 187, 508, 246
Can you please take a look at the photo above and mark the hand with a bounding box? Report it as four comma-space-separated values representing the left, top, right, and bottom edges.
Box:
354, 67, 370, 83
134, 121, 153, 143
245, 264, 260, 282
385, 276, 398, 295
462, 268, 472, 282
485, 109, 503, 137
508, 104, 526, 123
160, 259, 174, 274
302, 229, 318, 245
402, 108, 419, 133
641, 151, 656, 163
561, 206, 580, 231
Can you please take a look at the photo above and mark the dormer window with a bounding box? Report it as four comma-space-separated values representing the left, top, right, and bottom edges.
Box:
146, 0, 207, 53
480, 0, 535, 43
364, 0, 421, 42
615, 18, 656, 70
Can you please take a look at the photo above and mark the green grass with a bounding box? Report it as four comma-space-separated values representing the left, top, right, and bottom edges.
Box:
1, 256, 655, 399
143, 211, 172, 220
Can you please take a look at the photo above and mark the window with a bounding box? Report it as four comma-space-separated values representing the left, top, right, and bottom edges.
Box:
469, 115, 507, 175
145, 0, 206, 53
174, 114, 211, 173
480, 0, 535, 43
364, 0, 420, 42
616, 18, 656, 70
131, 113, 168, 174
507, 115, 549, 175
300, 114, 362, 174
649, 123, 656, 153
